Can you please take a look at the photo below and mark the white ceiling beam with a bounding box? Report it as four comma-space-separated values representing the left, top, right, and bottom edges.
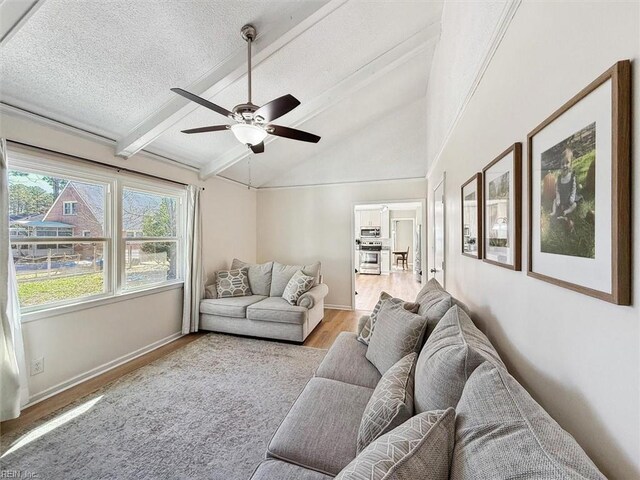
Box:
115, 0, 348, 159
199, 21, 441, 180
0, 0, 44, 47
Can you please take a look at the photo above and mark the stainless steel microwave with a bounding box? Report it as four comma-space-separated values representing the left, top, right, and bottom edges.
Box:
360, 227, 380, 238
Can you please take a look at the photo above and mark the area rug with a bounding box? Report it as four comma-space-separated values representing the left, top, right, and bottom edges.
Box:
0, 334, 326, 480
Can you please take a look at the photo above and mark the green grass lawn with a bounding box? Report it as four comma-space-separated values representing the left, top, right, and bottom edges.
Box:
18, 273, 104, 307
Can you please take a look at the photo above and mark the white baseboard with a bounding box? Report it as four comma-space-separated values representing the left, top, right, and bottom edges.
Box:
325, 304, 353, 311
25, 331, 184, 408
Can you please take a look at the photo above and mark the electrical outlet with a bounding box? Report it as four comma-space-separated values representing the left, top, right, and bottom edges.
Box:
31, 357, 44, 376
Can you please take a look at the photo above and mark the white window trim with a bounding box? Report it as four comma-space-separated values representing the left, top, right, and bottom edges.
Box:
8, 146, 188, 319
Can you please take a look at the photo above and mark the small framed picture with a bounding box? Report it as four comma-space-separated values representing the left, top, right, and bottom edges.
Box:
461, 173, 482, 259
527, 60, 631, 304
482, 143, 522, 270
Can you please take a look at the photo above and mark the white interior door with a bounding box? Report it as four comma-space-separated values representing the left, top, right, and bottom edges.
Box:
431, 177, 445, 286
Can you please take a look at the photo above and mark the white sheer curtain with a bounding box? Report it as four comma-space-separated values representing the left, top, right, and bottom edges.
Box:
182, 185, 203, 334
1, 138, 29, 420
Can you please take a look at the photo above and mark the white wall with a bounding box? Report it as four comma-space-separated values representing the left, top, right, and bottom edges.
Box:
256, 179, 427, 308
425, 1, 639, 478
1, 112, 256, 403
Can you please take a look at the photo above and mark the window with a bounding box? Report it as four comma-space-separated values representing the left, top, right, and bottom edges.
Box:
7, 146, 186, 314
63, 201, 77, 215
121, 187, 182, 290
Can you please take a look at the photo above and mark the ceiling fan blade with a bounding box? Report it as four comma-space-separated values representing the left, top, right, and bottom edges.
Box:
171, 88, 234, 119
250, 142, 265, 154
254, 94, 300, 123
267, 124, 320, 143
181, 125, 230, 134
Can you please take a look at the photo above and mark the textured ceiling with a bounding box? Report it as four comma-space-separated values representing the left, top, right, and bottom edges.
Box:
0, 0, 323, 137
1, 0, 444, 187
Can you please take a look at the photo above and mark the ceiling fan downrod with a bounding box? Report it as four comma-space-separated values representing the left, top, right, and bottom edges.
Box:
241, 24, 256, 105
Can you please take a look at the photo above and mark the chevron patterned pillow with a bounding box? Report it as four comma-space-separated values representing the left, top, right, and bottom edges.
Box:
357, 352, 417, 453
337, 408, 455, 480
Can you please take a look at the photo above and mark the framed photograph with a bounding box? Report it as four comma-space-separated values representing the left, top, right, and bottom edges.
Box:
527, 60, 631, 305
461, 173, 482, 259
482, 143, 522, 270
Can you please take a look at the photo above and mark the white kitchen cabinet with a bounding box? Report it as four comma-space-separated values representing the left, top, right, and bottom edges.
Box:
381, 250, 390, 273
354, 210, 362, 237
360, 209, 381, 227
380, 209, 390, 238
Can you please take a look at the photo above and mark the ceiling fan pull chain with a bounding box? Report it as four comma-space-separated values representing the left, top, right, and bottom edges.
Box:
248, 157, 252, 190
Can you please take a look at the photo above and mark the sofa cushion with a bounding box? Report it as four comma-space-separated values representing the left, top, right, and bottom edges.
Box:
315, 332, 381, 389
357, 291, 419, 345
357, 353, 416, 453
268, 377, 374, 476
270, 261, 321, 297
250, 460, 333, 480
231, 259, 273, 296
283, 270, 315, 305
247, 297, 308, 325
415, 278, 453, 340
215, 267, 252, 298
336, 409, 455, 480
451, 362, 605, 479
366, 301, 428, 375
414, 305, 503, 414
200, 295, 267, 318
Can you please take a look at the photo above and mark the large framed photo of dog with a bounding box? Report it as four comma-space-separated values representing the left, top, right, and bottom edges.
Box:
527, 60, 631, 305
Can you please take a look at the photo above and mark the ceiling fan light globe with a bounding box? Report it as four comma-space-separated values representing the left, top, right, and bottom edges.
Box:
230, 123, 268, 146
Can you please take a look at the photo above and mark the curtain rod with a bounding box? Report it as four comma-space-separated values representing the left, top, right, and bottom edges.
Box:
6, 139, 205, 190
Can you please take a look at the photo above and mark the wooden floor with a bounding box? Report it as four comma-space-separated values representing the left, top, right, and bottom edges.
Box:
0, 308, 361, 438
355, 267, 422, 310
303, 308, 366, 349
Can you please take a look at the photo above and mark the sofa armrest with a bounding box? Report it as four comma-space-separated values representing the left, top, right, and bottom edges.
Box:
297, 283, 329, 309
204, 284, 217, 299
357, 315, 370, 336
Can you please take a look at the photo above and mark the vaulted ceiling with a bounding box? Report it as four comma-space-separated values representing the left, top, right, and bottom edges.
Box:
0, 0, 443, 187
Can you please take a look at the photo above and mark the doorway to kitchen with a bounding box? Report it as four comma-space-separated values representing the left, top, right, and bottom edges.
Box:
353, 200, 426, 311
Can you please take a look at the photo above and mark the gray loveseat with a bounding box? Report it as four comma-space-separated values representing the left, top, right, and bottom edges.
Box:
200, 259, 328, 343
249, 279, 605, 479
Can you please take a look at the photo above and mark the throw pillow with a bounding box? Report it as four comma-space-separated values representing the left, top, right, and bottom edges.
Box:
336, 408, 455, 480
270, 261, 321, 297
230, 259, 273, 296
282, 270, 315, 305
215, 267, 252, 298
413, 305, 503, 414
357, 353, 417, 453
366, 301, 428, 375
357, 291, 419, 345
451, 362, 605, 479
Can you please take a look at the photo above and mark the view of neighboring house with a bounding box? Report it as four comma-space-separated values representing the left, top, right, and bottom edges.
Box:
10, 181, 164, 261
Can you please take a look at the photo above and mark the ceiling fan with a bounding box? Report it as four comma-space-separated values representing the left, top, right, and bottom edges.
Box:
171, 24, 320, 154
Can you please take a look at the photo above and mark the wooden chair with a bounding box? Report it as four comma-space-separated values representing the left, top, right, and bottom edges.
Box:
393, 246, 410, 270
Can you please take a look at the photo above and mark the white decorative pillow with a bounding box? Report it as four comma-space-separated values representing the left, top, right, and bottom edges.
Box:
357, 353, 417, 453
357, 292, 419, 345
336, 409, 455, 480
215, 268, 252, 298
282, 270, 314, 305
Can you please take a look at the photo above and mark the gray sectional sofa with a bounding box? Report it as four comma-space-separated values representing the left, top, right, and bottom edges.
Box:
200, 259, 328, 342
249, 279, 605, 479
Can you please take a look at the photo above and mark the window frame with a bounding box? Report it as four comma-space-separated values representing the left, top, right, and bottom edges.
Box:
7, 146, 188, 320
62, 201, 77, 215
118, 180, 185, 293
